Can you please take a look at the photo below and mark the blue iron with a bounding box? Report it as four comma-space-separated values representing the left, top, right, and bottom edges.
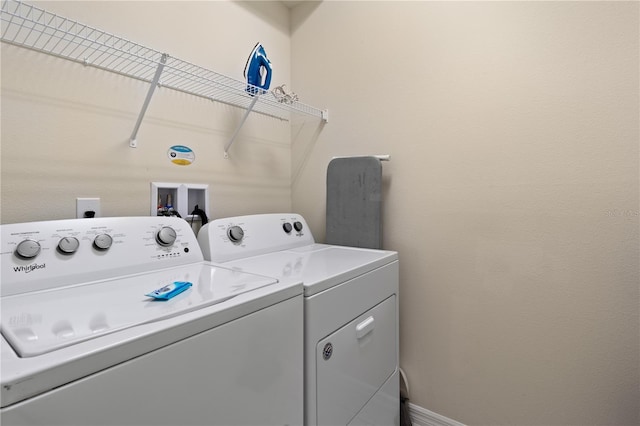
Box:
244, 42, 272, 95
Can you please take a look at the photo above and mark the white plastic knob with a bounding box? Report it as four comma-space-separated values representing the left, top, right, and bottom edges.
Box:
227, 226, 244, 243
58, 237, 80, 254
156, 226, 177, 247
16, 239, 41, 259
93, 234, 113, 250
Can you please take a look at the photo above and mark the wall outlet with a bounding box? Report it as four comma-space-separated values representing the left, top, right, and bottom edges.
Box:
76, 198, 101, 218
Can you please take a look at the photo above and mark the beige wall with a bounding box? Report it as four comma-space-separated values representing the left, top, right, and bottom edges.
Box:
291, 1, 639, 425
1, 1, 294, 223
2, 1, 639, 425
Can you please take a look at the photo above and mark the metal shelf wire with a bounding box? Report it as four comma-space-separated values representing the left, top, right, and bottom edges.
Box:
0, 0, 327, 151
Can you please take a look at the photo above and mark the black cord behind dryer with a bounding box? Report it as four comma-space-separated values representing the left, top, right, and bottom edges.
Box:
190, 205, 208, 226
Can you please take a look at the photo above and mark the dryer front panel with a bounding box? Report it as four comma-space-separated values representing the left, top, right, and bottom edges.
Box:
316, 295, 397, 425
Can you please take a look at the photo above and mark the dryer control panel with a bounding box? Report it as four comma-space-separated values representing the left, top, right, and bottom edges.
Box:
198, 213, 315, 263
1, 217, 203, 296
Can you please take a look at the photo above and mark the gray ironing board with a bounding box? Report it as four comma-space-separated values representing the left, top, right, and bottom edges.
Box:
325, 156, 383, 249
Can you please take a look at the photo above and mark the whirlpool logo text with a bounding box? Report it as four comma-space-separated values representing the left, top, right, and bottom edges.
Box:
13, 263, 46, 273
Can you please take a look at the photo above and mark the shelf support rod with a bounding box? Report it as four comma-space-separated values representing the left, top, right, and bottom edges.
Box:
224, 95, 259, 158
129, 53, 168, 148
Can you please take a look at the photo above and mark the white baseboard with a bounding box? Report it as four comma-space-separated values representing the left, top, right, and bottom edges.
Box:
408, 403, 466, 426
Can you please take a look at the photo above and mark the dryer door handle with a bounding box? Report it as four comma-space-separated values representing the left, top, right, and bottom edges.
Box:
356, 316, 375, 339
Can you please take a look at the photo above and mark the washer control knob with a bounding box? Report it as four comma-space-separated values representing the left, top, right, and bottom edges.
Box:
58, 237, 80, 254
293, 221, 303, 232
156, 226, 177, 247
282, 222, 293, 233
227, 225, 245, 243
15, 239, 41, 259
94, 234, 113, 250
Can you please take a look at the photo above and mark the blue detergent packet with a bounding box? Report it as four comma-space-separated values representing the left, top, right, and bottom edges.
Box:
146, 281, 192, 300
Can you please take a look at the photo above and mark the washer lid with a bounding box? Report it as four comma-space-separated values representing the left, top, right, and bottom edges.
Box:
1, 263, 276, 357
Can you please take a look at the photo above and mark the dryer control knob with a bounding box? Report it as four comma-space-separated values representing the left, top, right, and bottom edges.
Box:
227, 226, 245, 243
15, 239, 41, 259
93, 233, 113, 250
156, 226, 177, 247
282, 222, 293, 233
58, 237, 80, 254
293, 221, 303, 232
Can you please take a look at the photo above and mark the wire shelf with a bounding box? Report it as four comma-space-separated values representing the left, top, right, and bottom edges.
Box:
0, 0, 326, 122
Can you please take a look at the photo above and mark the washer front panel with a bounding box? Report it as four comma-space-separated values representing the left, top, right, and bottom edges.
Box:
1, 296, 303, 426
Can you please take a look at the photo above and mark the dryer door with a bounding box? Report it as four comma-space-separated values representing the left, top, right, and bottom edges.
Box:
316, 295, 397, 425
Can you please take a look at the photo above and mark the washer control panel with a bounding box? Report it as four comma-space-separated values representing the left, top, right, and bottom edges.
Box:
1, 216, 203, 296
198, 213, 314, 263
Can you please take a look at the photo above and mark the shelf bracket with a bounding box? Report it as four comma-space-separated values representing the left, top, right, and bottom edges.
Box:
224, 94, 259, 159
129, 53, 168, 148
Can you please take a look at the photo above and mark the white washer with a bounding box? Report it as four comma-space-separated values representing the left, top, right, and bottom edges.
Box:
198, 213, 399, 426
1, 216, 303, 426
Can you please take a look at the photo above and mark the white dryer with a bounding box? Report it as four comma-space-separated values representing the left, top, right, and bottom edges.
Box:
198, 213, 400, 426
0, 216, 303, 426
